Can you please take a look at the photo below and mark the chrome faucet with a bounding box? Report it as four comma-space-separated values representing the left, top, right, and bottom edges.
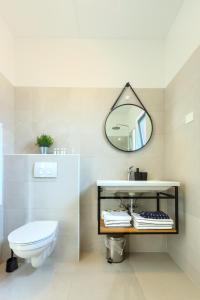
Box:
128, 166, 134, 181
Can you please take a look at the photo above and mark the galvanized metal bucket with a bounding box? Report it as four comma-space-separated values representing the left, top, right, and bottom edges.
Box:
105, 235, 126, 263
39, 147, 49, 154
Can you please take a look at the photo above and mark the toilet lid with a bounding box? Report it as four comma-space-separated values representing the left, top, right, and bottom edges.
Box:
8, 221, 58, 245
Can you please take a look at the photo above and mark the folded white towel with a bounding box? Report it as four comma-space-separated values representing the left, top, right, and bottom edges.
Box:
103, 211, 131, 221
134, 225, 173, 229
133, 219, 174, 225
132, 213, 174, 225
134, 221, 173, 229
134, 222, 172, 227
101, 210, 127, 219
105, 223, 131, 227
105, 220, 131, 224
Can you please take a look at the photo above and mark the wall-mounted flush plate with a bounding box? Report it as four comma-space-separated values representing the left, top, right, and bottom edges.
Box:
185, 112, 194, 124
33, 162, 57, 178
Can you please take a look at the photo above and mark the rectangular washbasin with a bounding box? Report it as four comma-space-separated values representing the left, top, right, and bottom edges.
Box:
96, 180, 180, 193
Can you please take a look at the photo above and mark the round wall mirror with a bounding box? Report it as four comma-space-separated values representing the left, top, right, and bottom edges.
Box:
105, 104, 153, 152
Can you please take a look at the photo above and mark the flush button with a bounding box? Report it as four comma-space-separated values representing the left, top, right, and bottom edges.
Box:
34, 162, 57, 178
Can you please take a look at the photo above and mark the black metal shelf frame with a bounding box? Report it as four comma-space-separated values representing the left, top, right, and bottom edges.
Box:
97, 186, 179, 235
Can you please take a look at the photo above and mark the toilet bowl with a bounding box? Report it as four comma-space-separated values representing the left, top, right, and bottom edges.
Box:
8, 221, 58, 268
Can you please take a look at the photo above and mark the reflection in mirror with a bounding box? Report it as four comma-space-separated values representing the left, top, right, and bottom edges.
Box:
105, 104, 153, 152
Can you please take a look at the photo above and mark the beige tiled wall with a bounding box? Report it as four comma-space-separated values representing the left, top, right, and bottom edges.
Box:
164, 47, 200, 285
14, 87, 166, 253
0, 73, 15, 153
3, 154, 80, 262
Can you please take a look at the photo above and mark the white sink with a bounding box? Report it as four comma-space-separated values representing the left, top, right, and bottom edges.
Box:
96, 180, 180, 192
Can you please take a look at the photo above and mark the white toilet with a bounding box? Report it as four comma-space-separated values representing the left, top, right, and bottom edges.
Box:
8, 221, 58, 268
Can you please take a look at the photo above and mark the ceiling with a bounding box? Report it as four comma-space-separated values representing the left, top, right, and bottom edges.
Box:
0, 0, 183, 39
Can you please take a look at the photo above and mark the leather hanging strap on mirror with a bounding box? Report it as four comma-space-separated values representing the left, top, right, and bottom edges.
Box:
111, 82, 148, 113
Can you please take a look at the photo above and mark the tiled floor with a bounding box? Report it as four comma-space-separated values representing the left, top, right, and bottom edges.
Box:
0, 252, 200, 300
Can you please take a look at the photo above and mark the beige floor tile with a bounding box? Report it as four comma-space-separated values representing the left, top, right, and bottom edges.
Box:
0, 252, 199, 300
128, 253, 200, 300
67, 272, 145, 300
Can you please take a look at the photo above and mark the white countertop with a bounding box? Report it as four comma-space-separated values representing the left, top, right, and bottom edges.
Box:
97, 180, 180, 187
96, 180, 180, 192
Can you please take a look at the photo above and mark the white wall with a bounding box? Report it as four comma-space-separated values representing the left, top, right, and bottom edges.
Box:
10, 0, 200, 89
0, 17, 15, 259
0, 124, 2, 205
0, 16, 15, 84
0, 124, 3, 258
15, 38, 164, 88
165, 0, 200, 86
0, 73, 15, 154
1, 0, 200, 89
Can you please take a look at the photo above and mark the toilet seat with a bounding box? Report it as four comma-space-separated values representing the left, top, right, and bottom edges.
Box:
9, 233, 57, 251
8, 221, 58, 248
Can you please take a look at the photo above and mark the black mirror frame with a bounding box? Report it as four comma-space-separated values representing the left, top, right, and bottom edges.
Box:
104, 103, 154, 153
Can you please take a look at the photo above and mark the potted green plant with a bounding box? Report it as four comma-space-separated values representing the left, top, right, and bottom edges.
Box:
36, 134, 54, 154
